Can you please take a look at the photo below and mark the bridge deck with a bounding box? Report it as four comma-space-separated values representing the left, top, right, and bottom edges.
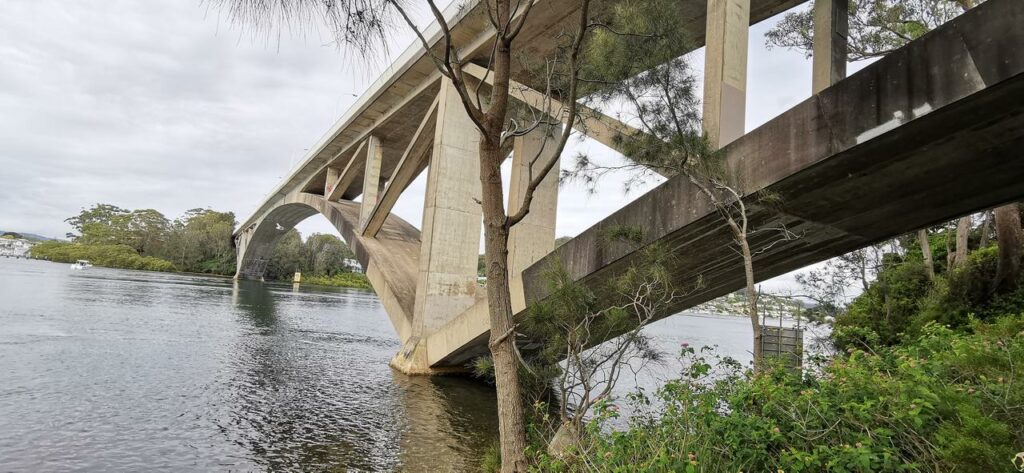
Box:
428, 0, 1024, 367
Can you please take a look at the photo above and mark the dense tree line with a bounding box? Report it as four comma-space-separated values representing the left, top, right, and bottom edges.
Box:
34, 203, 360, 282
262, 228, 357, 281
53, 203, 238, 274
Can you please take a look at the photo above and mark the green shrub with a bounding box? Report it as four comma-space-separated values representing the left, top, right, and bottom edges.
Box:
31, 241, 176, 272
535, 317, 1024, 472
301, 272, 372, 290
834, 261, 932, 349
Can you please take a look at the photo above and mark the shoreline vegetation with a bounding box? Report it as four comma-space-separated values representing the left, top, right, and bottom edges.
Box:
300, 273, 372, 290
29, 240, 374, 290
30, 203, 374, 290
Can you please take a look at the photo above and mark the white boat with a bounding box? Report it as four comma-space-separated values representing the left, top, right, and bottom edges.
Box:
70, 260, 93, 270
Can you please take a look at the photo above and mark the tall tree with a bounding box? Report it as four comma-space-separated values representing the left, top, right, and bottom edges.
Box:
126, 209, 171, 256
213, 1, 595, 469
767, 0, 979, 61
65, 203, 132, 245
953, 216, 970, 268
993, 204, 1022, 291
919, 229, 935, 280
266, 229, 309, 280
306, 233, 354, 276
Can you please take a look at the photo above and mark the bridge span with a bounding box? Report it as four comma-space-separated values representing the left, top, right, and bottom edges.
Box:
234, 0, 1024, 373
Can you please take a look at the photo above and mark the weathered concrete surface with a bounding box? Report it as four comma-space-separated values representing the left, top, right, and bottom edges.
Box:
812, 0, 848, 94
508, 128, 560, 277
389, 79, 484, 374
359, 135, 384, 226
429, 0, 1024, 367
703, 0, 750, 148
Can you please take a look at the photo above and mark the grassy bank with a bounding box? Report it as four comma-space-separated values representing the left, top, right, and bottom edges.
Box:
31, 241, 176, 272
301, 272, 373, 290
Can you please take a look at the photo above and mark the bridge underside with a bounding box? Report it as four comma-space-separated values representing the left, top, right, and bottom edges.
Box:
234, 0, 1024, 374
236, 195, 422, 343
427, 0, 1024, 367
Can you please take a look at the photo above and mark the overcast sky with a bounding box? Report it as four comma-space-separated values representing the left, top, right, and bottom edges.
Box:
0, 0, 831, 291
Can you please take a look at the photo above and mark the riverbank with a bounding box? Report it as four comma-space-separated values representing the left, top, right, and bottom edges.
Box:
29, 241, 373, 289
30, 241, 176, 272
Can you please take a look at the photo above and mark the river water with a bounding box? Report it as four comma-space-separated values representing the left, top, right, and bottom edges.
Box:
0, 258, 820, 472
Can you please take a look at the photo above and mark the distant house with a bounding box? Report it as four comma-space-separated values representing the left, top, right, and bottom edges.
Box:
0, 237, 33, 258
343, 258, 364, 273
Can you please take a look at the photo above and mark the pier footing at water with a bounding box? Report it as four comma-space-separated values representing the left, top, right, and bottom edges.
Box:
389, 339, 469, 376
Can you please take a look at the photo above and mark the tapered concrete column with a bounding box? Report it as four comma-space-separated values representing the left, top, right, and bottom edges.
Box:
507, 127, 560, 315
360, 135, 384, 226
702, 0, 750, 148
508, 127, 559, 276
325, 167, 340, 196
812, 0, 848, 94
412, 79, 482, 336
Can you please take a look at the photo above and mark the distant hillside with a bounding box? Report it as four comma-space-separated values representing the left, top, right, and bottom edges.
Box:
0, 230, 54, 242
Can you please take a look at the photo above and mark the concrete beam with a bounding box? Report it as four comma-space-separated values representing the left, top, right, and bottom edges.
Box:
359, 135, 384, 225
361, 96, 440, 238
462, 63, 645, 163
324, 167, 340, 197
812, 0, 848, 93
702, 0, 750, 148
326, 140, 367, 202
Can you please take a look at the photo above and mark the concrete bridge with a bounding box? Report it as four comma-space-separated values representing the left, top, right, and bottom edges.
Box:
234, 0, 1024, 374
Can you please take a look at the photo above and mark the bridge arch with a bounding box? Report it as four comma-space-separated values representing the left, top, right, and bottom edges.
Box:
235, 192, 421, 342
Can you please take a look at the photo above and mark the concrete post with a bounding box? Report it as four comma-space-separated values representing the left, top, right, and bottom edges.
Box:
508, 126, 559, 276
412, 78, 482, 336
702, 0, 750, 148
812, 0, 848, 94
360, 135, 384, 226
325, 167, 340, 197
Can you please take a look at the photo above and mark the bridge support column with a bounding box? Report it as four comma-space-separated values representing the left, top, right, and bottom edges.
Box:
392, 78, 482, 374
507, 127, 559, 309
702, 0, 749, 148
359, 135, 384, 227
325, 167, 340, 196
812, 0, 848, 94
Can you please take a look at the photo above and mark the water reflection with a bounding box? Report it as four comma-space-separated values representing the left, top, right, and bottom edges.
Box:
393, 374, 499, 471
226, 278, 498, 471
233, 279, 277, 329
1, 259, 819, 472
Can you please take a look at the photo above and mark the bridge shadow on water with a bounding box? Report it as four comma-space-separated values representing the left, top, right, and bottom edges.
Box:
227, 279, 498, 471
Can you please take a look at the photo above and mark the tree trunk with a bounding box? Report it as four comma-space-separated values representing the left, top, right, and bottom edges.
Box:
953, 216, 970, 268
979, 210, 993, 248
918, 229, 935, 280
479, 132, 529, 472
738, 233, 762, 368
993, 204, 1022, 292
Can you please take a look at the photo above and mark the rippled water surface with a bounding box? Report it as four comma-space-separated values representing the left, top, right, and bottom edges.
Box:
0, 258, 821, 472
0, 259, 498, 472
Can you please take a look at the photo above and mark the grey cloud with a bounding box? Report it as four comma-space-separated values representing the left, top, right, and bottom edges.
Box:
1, 0, 820, 292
